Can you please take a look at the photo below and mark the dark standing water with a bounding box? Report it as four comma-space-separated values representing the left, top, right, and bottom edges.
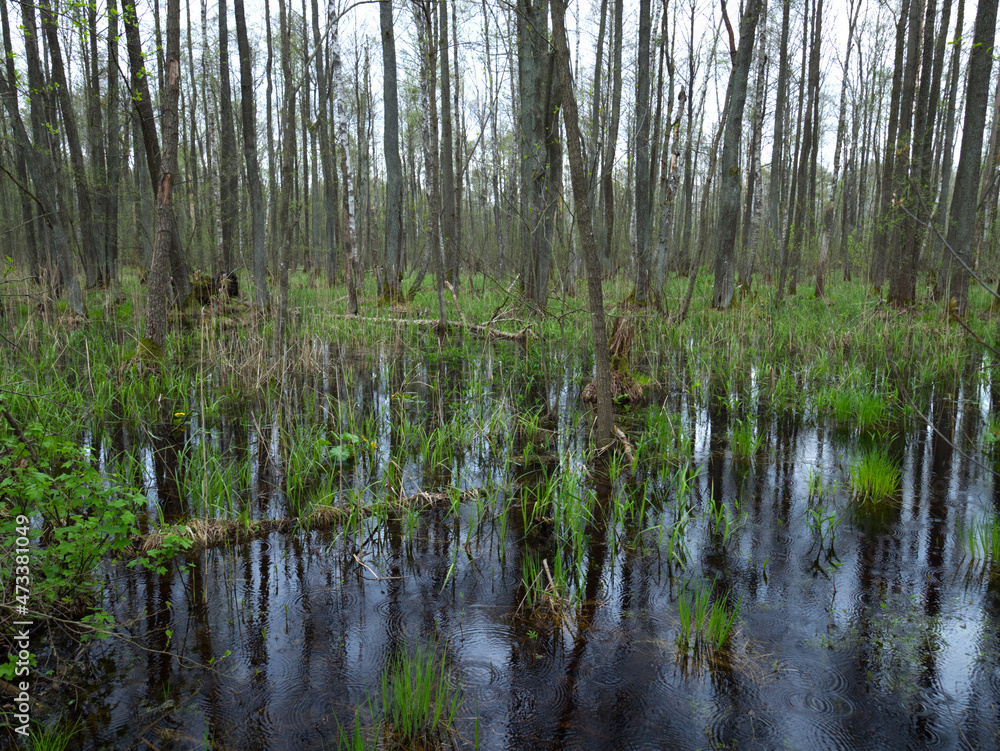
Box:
25, 342, 1000, 749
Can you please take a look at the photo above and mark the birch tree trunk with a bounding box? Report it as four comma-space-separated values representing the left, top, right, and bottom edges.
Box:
332, 8, 360, 315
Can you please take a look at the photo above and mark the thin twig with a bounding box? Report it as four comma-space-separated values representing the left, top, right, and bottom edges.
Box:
903, 189, 1000, 303
353, 552, 402, 581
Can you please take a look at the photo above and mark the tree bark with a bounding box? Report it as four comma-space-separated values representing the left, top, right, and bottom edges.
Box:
144, 0, 182, 352
39, 0, 100, 289
712, 0, 760, 309
381, 0, 404, 300
332, 7, 359, 315
932, 0, 964, 297
218, 0, 238, 279
234, 0, 268, 308
599, 0, 623, 267
125, 0, 189, 303
633, 0, 653, 304
0, 5, 84, 315
943, 0, 998, 315
439, 0, 458, 284
766, 0, 790, 280
888, 0, 936, 305
311, 0, 337, 287
550, 0, 614, 447
870, 0, 908, 290
106, 0, 122, 285
0, 0, 39, 279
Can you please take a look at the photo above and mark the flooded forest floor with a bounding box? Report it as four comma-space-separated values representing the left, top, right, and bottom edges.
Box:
1, 271, 1000, 750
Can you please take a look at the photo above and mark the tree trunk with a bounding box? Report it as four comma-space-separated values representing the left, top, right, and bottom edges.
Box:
712, 0, 760, 309
311, 0, 337, 287
766, 0, 791, 281
144, 0, 182, 352
0, 0, 39, 280
600, 0, 623, 267
550, 0, 614, 447
740, 4, 767, 289
332, 7, 359, 315
218, 0, 238, 280
633, 0, 653, 304
439, 0, 458, 285
125, 0, 189, 303
381, 0, 404, 300
106, 0, 122, 284
888, 0, 936, 305
0, 4, 84, 315
39, 0, 100, 289
777, 0, 822, 301
943, 0, 998, 315
85, 2, 110, 286
275, 0, 296, 344
870, 0, 908, 290
234, 0, 268, 308
933, 0, 965, 297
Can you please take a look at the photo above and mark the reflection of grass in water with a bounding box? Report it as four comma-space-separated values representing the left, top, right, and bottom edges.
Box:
805, 588, 938, 706
849, 446, 900, 503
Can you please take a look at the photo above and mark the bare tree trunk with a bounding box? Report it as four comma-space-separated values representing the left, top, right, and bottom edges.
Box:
870, 0, 908, 290
106, 0, 121, 284
125, 0, 189, 303
551, 0, 614, 447
274, 0, 295, 347
886, 0, 927, 305
0, 0, 39, 280
0, 4, 83, 314
144, 0, 182, 352
712, 0, 760, 309
933, 0, 965, 297
633, 0, 653, 304
777, 0, 822, 301
599, 0, 623, 267
218, 0, 238, 279
381, 0, 403, 300
311, 0, 337, 286
740, 4, 767, 290
234, 0, 268, 308
943, 0, 998, 315
332, 8, 359, 315
85, 2, 110, 286
439, 0, 458, 284
40, 0, 100, 289
766, 0, 790, 281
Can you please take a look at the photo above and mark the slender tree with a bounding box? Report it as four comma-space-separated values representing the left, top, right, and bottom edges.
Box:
218, 0, 238, 280
712, 0, 760, 309
942, 0, 999, 315
439, 0, 458, 284
551, 0, 614, 446
381, 0, 404, 300
633, 0, 653, 304
144, 0, 183, 352
234, 0, 269, 308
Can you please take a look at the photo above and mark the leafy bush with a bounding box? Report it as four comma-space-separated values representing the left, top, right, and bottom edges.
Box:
0, 424, 145, 621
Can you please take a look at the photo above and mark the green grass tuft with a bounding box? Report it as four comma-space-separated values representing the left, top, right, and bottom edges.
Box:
849, 446, 901, 502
